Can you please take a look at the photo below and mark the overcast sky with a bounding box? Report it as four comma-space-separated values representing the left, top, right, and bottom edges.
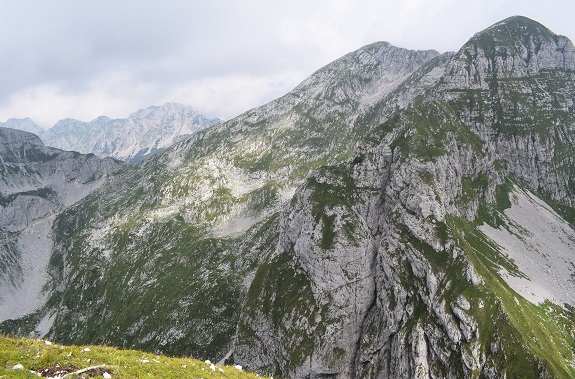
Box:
1, 0, 574, 128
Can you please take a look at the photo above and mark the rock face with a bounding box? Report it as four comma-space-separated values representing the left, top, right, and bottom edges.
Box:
0, 127, 124, 328
41, 103, 220, 163
235, 16, 575, 378
438, 16, 575, 206
2, 16, 575, 379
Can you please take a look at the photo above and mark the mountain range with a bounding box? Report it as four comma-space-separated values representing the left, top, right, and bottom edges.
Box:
1, 16, 574, 378
1, 103, 220, 163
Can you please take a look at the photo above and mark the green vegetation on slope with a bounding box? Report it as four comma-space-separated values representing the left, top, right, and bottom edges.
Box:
372, 101, 485, 162
39, 212, 280, 360
238, 249, 324, 376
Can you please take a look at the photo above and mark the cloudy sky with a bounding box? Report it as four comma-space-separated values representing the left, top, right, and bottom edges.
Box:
0, 0, 574, 128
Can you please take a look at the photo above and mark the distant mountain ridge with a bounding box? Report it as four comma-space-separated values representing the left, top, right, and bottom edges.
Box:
0, 118, 43, 136
3, 103, 220, 163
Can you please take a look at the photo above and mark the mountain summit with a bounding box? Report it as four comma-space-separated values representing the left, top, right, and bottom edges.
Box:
442, 15, 575, 91
1, 16, 575, 379
0, 118, 43, 136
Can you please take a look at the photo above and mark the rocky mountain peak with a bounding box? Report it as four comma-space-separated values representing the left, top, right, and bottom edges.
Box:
484, 15, 556, 41
0, 127, 43, 147
0, 127, 49, 164
431, 16, 575, 208
292, 41, 440, 105
0, 118, 43, 136
440, 16, 575, 91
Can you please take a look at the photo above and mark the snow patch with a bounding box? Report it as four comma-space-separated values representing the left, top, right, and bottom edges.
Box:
480, 185, 575, 306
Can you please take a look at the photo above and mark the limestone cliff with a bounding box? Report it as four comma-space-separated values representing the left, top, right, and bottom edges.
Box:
235, 17, 575, 378
0, 127, 124, 327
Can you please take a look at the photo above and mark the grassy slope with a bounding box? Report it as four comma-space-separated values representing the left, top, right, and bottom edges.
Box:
0, 335, 266, 379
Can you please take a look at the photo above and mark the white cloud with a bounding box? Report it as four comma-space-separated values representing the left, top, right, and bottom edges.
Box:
161, 70, 306, 120
0, 68, 307, 127
0, 71, 154, 127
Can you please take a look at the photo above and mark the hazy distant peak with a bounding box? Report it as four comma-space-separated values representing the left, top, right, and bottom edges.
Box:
41, 103, 220, 163
0, 117, 43, 136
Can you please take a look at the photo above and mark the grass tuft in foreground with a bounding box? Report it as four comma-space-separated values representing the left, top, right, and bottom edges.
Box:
0, 335, 266, 379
